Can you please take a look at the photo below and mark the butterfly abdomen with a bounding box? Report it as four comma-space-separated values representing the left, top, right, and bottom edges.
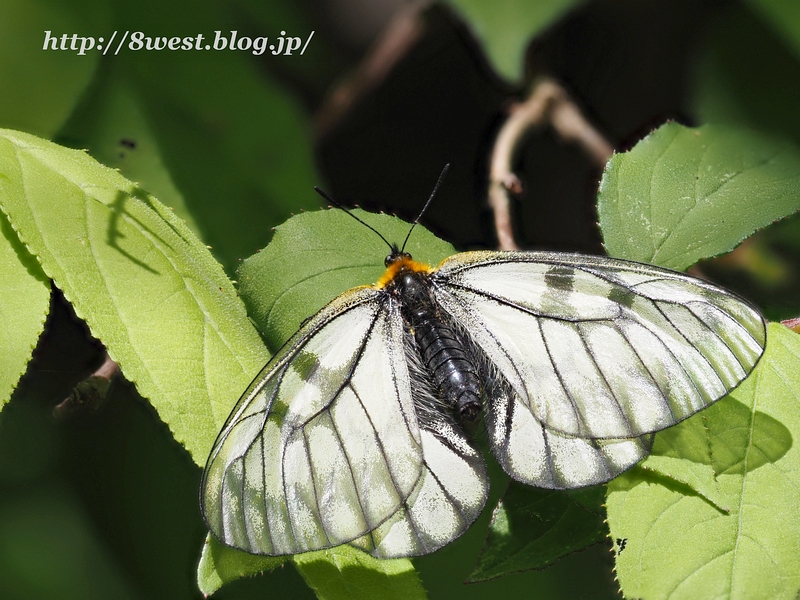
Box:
391, 269, 482, 421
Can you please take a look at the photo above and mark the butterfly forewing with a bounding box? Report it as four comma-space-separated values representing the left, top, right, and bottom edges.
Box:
433, 251, 766, 443
202, 287, 429, 555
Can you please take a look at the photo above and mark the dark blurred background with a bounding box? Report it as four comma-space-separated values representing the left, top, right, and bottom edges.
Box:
2, 0, 799, 597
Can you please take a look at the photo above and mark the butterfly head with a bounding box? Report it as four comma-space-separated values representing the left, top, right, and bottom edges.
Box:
376, 247, 433, 289
384, 244, 411, 268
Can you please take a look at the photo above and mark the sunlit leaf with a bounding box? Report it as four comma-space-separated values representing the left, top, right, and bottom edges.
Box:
598, 122, 800, 270
608, 323, 800, 599
0, 212, 49, 408
0, 129, 267, 464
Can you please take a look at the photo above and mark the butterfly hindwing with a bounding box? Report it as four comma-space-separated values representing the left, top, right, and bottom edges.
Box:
433, 251, 766, 445
485, 375, 654, 488
350, 416, 488, 558
445, 299, 654, 490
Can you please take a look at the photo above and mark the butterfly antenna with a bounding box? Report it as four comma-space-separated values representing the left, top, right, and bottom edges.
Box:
401, 163, 450, 253
314, 187, 395, 251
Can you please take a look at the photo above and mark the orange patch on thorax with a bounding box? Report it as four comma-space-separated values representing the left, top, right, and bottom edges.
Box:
374, 256, 433, 288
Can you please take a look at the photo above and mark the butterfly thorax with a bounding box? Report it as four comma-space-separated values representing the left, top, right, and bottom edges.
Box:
384, 258, 482, 421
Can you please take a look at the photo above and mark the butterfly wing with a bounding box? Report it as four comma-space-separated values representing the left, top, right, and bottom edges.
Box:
202, 286, 427, 555
202, 285, 488, 557
485, 374, 654, 488
347, 329, 489, 558
349, 415, 488, 558
432, 251, 765, 487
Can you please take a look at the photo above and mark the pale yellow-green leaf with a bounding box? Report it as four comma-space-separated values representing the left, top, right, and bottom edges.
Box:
0, 211, 49, 408
0, 129, 267, 464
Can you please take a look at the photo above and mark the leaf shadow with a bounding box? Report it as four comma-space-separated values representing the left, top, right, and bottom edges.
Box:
468, 482, 608, 582
611, 465, 716, 503
103, 189, 157, 274
104, 186, 191, 275
652, 396, 792, 475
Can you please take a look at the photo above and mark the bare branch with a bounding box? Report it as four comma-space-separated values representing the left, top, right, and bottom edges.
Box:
314, 3, 426, 138
488, 78, 614, 250
489, 86, 555, 250
54, 351, 119, 418
549, 94, 614, 168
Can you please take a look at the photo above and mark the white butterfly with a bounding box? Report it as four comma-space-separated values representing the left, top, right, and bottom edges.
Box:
201, 201, 765, 560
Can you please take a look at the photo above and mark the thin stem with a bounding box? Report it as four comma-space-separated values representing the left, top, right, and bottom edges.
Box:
54, 351, 119, 418
488, 78, 614, 250
314, 4, 425, 137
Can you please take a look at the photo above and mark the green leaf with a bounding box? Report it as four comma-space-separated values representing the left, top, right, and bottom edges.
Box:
55, 74, 202, 237
0, 0, 98, 137
607, 323, 800, 599
598, 122, 800, 270
122, 25, 320, 273
197, 534, 287, 596
0, 211, 49, 408
635, 394, 790, 512
743, 0, 800, 60
445, 0, 584, 81
0, 129, 268, 464
469, 483, 606, 582
238, 208, 456, 352
292, 546, 426, 600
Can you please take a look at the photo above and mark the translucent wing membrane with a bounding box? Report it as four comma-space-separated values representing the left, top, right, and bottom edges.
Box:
434, 251, 766, 445
350, 417, 488, 558
201, 286, 488, 557
485, 375, 654, 488
203, 288, 422, 554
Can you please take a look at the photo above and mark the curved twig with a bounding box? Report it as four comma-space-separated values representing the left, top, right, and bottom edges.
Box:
488, 78, 614, 250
